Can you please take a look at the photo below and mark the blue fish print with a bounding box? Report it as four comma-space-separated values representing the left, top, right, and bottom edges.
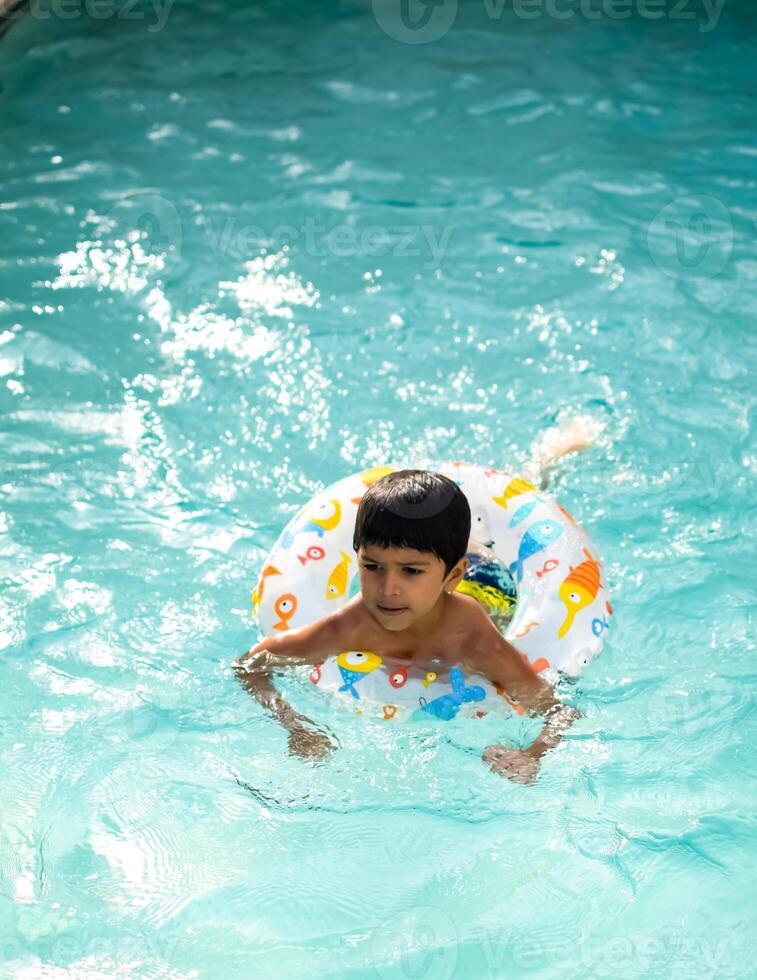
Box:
280, 518, 326, 550
509, 519, 564, 584
412, 667, 486, 722
508, 496, 546, 528
338, 666, 365, 699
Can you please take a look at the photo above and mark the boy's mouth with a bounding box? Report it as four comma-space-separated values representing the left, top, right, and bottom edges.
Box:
377, 604, 407, 616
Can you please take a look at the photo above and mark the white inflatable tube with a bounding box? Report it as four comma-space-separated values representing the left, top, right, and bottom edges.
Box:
254, 463, 611, 722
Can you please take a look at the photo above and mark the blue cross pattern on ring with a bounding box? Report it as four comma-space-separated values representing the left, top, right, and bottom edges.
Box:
412, 666, 486, 722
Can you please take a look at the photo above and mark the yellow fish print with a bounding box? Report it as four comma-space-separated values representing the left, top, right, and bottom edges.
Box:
336, 650, 383, 673
336, 650, 383, 698
492, 477, 537, 510
359, 466, 395, 486
251, 564, 281, 613
326, 551, 352, 599
310, 499, 342, 534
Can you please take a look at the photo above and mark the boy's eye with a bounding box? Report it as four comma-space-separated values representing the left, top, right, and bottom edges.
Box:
360, 563, 421, 575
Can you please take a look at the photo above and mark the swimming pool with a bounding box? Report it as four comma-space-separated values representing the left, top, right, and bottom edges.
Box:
1, 0, 754, 976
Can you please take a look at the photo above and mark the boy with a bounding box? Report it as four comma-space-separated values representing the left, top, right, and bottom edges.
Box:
234, 419, 598, 785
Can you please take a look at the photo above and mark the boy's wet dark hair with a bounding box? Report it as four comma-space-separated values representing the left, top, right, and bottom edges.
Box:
353, 469, 471, 576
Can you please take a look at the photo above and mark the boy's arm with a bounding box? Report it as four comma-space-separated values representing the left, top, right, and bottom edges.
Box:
457, 608, 582, 770
233, 613, 347, 758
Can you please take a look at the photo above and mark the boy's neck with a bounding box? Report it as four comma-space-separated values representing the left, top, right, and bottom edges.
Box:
381, 593, 448, 639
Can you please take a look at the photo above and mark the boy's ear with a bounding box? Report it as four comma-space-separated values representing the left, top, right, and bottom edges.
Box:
444, 556, 468, 591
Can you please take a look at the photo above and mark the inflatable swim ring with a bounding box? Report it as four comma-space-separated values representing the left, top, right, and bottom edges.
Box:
253, 463, 612, 722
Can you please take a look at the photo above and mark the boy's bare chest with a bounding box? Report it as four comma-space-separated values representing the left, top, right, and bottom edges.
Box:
352, 613, 468, 665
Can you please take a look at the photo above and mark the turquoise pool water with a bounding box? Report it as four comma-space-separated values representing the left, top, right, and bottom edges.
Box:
1, 1, 755, 976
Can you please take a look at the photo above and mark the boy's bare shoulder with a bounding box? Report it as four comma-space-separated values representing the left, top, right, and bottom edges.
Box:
448, 591, 491, 627
242, 596, 373, 666
329, 595, 379, 645
443, 592, 498, 648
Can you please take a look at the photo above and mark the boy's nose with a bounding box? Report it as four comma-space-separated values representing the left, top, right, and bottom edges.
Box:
381, 574, 402, 597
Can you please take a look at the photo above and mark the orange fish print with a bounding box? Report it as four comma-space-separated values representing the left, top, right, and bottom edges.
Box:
514, 619, 540, 638
557, 548, 601, 638
273, 593, 297, 631
297, 545, 325, 566
536, 559, 560, 579
494, 683, 527, 716
555, 501, 585, 534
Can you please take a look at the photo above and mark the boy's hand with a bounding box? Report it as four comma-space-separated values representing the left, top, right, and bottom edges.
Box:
482, 744, 541, 784
287, 726, 337, 762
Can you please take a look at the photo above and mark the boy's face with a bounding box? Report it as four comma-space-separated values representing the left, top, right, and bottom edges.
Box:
357, 543, 467, 632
